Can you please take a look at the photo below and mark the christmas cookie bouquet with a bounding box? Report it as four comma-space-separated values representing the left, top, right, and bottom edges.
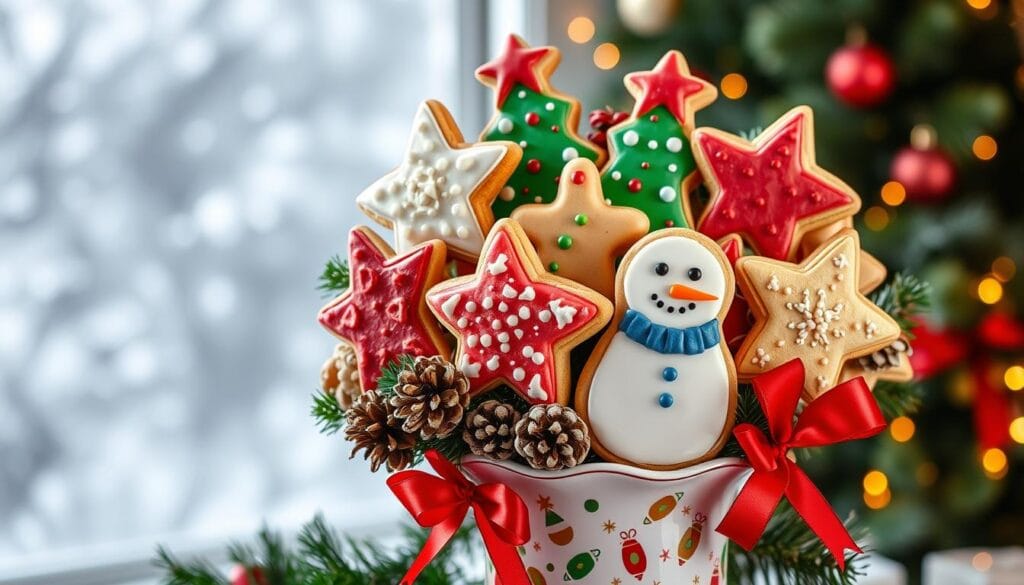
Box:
315, 34, 926, 585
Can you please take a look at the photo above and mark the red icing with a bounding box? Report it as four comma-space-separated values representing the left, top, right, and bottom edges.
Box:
718, 236, 753, 353
626, 51, 713, 124
427, 225, 602, 404
696, 111, 856, 260
526, 159, 542, 174
571, 170, 586, 185
318, 228, 447, 389
476, 35, 553, 108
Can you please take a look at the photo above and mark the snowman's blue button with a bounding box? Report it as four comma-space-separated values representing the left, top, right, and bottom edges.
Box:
662, 367, 678, 382
658, 392, 674, 408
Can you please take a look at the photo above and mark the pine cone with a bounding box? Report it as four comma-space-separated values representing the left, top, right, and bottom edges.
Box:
857, 337, 913, 371
321, 342, 362, 409
463, 401, 522, 460
390, 356, 471, 439
344, 390, 416, 473
514, 404, 591, 470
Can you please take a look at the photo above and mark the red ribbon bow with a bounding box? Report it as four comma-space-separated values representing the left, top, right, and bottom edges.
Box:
716, 359, 886, 570
387, 450, 530, 585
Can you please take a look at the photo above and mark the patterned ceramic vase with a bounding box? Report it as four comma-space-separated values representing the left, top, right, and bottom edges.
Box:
462, 456, 752, 585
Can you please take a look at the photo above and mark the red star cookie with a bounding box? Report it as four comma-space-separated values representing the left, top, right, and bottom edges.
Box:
476, 34, 557, 108
625, 50, 717, 130
718, 234, 754, 353
426, 219, 612, 405
690, 106, 861, 261
318, 227, 450, 391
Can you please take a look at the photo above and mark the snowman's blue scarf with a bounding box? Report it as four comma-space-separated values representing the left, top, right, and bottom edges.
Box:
619, 309, 720, 355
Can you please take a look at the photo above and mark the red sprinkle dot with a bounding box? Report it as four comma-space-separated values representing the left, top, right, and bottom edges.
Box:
779, 146, 791, 156
522, 187, 530, 194
627, 178, 643, 193
741, 167, 755, 177
770, 159, 781, 169
526, 159, 542, 174
755, 196, 766, 207
810, 191, 822, 203
766, 224, 779, 235
525, 112, 540, 126
785, 187, 797, 197
571, 170, 586, 185
650, 114, 659, 122
641, 161, 650, 169
664, 219, 675, 227
550, 125, 560, 133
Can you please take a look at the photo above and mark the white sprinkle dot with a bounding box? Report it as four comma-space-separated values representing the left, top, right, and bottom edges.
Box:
647, 139, 658, 150
659, 186, 677, 202
666, 137, 683, 153
562, 147, 579, 162
623, 130, 639, 147
497, 117, 514, 134
545, 102, 555, 111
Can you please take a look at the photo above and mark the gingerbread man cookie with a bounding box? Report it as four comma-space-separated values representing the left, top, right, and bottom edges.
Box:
735, 229, 901, 400
690, 106, 861, 260
476, 34, 605, 219
426, 219, 612, 405
318, 227, 451, 391
511, 158, 649, 298
356, 100, 521, 262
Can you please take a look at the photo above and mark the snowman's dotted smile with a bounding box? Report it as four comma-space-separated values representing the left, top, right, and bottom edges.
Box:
649, 292, 698, 314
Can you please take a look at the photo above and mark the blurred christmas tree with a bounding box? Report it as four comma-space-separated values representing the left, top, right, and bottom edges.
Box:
605, 0, 1023, 578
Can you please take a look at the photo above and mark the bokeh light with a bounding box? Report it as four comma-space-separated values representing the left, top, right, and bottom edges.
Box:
966, 0, 991, 9
890, 416, 915, 442
567, 17, 595, 44
863, 470, 889, 496
1006, 365, 1024, 390
1010, 417, 1024, 444
981, 447, 1007, 477
864, 206, 890, 230
863, 488, 892, 509
972, 551, 993, 571
593, 43, 620, 70
992, 256, 1016, 281
977, 277, 1003, 304
916, 462, 939, 486
880, 181, 906, 206
972, 135, 998, 160
720, 73, 748, 99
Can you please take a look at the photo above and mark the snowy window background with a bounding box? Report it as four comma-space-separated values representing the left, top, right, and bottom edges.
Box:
0, 0, 464, 563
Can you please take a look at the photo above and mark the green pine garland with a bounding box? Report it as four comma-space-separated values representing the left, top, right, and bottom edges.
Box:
318, 256, 349, 297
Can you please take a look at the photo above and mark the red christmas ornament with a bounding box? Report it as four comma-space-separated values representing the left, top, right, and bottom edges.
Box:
619, 528, 648, 580
229, 565, 267, 585
889, 126, 956, 202
587, 107, 630, 148
825, 41, 895, 108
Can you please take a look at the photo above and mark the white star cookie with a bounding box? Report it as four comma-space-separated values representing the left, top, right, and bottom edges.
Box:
357, 100, 521, 261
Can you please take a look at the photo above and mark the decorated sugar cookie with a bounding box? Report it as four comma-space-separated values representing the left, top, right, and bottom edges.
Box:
511, 158, 649, 298
718, 234, 754, 353
601, 50, 717, 231
318, 227, 451, 390
800, 221, 887, 293
576, 229, 737, 470
476, 34, 604, 219
690, 106, 861, 260
734, 229, 902, 399
356, 100, 521, 262
426, 219, 612, 405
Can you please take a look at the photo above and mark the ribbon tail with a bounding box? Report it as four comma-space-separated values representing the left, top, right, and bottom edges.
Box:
715, 469, 787, 551
786, 465, 861, 570
399, 508, 467, 585
473, 502, 529, 585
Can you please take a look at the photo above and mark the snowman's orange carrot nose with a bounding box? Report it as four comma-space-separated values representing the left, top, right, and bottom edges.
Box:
668, 284, 718, 301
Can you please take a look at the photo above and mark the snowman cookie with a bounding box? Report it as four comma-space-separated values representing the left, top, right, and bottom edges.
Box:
576, 229, 737, 470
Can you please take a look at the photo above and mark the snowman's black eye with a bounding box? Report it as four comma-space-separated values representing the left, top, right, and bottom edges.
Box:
654, 262, 669, 276
687, 267, 702, 281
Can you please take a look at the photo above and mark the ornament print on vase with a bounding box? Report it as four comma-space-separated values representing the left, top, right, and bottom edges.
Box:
576, 229, 737, 470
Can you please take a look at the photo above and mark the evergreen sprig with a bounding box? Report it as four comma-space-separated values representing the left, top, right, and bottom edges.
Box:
727, 502, 867, 585
721, 385, 770, 459
872, 380, 925, 420
155, 547, 225, 585
311, 391, 346, 435
870, 272, 931, 334
318, 255, 350, 297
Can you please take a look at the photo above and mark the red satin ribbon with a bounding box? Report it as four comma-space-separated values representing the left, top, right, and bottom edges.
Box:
386, 450, 530, 585
716, 359, 887, 570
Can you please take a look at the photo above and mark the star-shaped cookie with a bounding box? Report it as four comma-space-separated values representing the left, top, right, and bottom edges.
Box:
799, 222, 886, 293
318, 227, 450, 390
840, 337, 914, 389
356, 100, 521, 261
475, 34, 557, 108
624, 50, 717, 130
735, 229, 901, 400
690, 106, 861, 261
718, 234, 754, 353
426, 219, 612, 405
511, 158, 649, 298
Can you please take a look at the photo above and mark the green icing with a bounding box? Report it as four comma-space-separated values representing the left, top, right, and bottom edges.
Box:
600, 105, 697, 231
482, 84, 601, 219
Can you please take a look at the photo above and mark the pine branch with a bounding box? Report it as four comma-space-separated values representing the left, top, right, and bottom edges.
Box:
374, 354, 417, 398
870, 272, 931, 334
311, 391, 346, 436
873, 380, 925, 419
727, 502, 868, 585
154, 546, 227, 585
318, 255, 350, 297
721, 384, 769, 459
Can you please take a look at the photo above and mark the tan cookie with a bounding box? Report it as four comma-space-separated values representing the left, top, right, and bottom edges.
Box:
800, 221, 887, 293
735, 229, 902, 400
576, 229, 737, 470
688, 106, 861, 261
426, 219, 612, 406
356, 100, 521, 262
511, 158, 649, 298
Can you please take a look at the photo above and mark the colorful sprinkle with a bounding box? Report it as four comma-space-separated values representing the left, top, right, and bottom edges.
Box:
662, 367, 678, 381
574, 214, 588, 226
571, 170, 586, 184
557, 234, 573, 249
548, 261, 560, 272
526, 159, 542, 174
525, 112, 540, 126
627, 178, 642, 193
658, 392, 674, 408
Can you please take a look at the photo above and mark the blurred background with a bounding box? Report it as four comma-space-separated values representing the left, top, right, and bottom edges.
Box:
0, 0, 1021, 583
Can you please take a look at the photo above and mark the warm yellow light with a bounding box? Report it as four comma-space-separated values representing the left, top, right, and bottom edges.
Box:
862, 470, 889, 496
981, 447, 1007, 475
972, 135, 998, 160
863, 487, 891, 509
880, 181, 906, 206
966, 0, 992, 9
992, 256, 1016, 282
1010, 417, 1024, 444
1006, 365, 1024, 390
977, 277, 1003, 304
720, 73, 748, 100
916, 462, 938, 486
972, 551, 994, 571
864, 206, 890, 231
567, 17, 595, 44
890, 416, 916, 442
593, 43, 620, 70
